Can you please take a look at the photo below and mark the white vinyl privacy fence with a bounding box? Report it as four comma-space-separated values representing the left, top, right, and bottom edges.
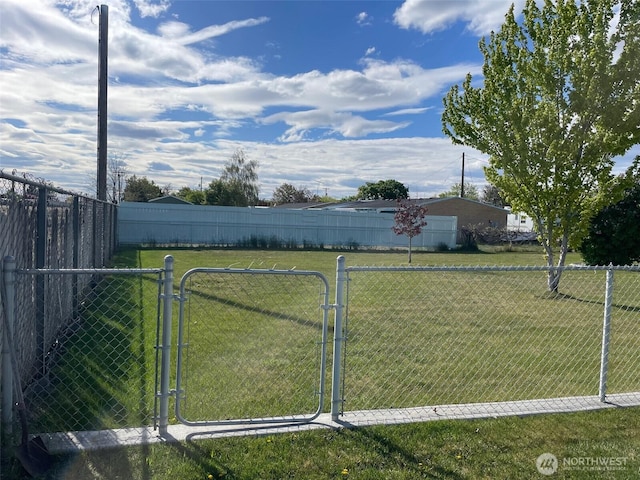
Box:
2, 255, 639, 457
117, 202, 457, 249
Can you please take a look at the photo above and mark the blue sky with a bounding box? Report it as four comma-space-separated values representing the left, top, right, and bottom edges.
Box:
1, 0, 638, 199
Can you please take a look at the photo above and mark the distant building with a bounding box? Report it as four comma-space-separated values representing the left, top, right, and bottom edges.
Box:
148, 195, 192, 205
505, 209, 535, 232
283, 197, 508, 244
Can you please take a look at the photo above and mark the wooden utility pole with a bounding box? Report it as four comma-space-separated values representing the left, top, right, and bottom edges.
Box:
97, 5, 109, 201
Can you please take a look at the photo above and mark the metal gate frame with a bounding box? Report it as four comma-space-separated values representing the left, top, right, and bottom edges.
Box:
156, 258, 332, 429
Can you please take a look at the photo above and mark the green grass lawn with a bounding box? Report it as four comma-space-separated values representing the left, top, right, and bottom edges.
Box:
7, 246, 640, 479
127, 246, 639, 419
47, 407, 640, 479
340, 266, 640, 410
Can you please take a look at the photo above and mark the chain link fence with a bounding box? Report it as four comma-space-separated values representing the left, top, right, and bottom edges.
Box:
9, 268, 164, 434
175, 269, 330, 425
0, 249, 638, 474
0, 171, 117, 387
337, 265, 640, 420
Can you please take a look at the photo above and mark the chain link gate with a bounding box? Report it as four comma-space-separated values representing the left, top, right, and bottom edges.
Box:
172, 267, 331, 426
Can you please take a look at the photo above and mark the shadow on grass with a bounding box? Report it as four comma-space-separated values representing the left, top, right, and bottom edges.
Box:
5, 270, 159, 479
538, 290, 640, 313
177, 425, 465, 479
42, 442, 152, 480
185, 285, 326, 332
348, 426, 465, 479
26, 273, 156, 433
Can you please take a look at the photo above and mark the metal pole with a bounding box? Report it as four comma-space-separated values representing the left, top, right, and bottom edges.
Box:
599, 267, 614, 402
159, 255, 174, 435
331, 255, 346, 421
92, 200, 97, 267
36, 187, 47, 375
1, 256, 17, 448
97, 4, 108, 201
72, 197, 80, 316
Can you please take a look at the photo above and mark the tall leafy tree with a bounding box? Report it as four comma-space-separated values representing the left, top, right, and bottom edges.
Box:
438, 182, 480, 201
392, 200, 429, 263
123, 175, 163, 202
221, 148, 259, 206
205, 178, 240, 206
580, 176, 640, 265
357, 179, 409, 200
442, 0, 640, 291
176, 186, 205, 205
481, 184, 506, 207
205, 149, 259, 206
272, 183, 317, 204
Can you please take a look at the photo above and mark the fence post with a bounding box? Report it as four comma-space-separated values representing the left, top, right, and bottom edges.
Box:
159, 255, 174, 435
331, 255, 346, 421
92, 200, 97, 267
598, 267, 614, 402
1, 256, 16, 448
72, 197, 80, 316
36, 187, 47, 376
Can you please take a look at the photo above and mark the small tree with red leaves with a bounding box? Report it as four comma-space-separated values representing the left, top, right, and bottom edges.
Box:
392, 199, 428, 263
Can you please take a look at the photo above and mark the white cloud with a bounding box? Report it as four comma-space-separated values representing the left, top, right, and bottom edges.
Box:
0, 0, 97, 65
256, 59, 480, 115
157, 21, 192, 39
2, 0, 636, 205
110, 19, 265, 83
134, 0, 171, 19
240, 137, 488, 199
365, 46, 376, 56
173, 17, 270, 46
394, 0, 526, 35
356, 12, 372, 26
384, 107, 431, 116
262, 110, 410, 142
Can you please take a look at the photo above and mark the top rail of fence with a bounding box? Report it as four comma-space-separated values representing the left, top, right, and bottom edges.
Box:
345, 264, 640, 273
180, 266, 327, 277
0, 170, 111, 205
17, 268, 164, 275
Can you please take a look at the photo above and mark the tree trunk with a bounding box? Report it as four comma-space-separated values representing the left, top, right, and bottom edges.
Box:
547, 267, 561, 293
408, 237, 413, 264
545, 232, 569, 293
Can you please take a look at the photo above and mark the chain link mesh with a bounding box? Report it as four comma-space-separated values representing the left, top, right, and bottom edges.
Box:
2, 250, 637, 442
341, 266, 640, 417
176, 270, 329, 424
1, 172, 117, 393
606, 270, 640, 394
17, 270, 162, 433
3, 172, 639, 445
